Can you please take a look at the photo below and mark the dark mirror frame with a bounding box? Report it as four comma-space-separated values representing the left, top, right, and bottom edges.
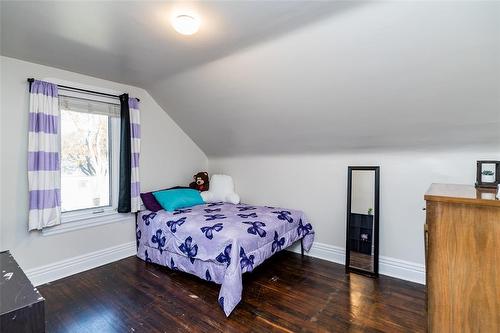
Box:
345, 166, 380, 277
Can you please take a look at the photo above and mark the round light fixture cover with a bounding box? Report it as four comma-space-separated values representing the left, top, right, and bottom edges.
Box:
172, 15, 200, 35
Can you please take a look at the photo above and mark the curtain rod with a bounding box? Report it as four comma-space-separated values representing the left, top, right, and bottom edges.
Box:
27, 78, 140, 102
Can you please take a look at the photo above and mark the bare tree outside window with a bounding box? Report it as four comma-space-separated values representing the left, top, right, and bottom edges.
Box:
61, 109, 110, 212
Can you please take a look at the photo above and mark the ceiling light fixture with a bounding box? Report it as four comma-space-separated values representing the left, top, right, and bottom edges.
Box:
172, 14, 200, 35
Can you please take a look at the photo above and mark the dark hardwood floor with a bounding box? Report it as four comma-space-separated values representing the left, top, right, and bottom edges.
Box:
38, 252, 426, 332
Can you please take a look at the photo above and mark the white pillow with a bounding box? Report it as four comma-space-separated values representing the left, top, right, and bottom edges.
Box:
201, 174, 240, 204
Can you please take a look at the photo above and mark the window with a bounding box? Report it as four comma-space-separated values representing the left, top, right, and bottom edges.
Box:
59, 93, 120, 217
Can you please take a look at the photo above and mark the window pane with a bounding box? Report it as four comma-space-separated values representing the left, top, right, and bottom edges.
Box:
61, 109, 110, 212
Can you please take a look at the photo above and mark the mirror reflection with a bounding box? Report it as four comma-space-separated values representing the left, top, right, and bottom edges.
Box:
346, 167, 379, 276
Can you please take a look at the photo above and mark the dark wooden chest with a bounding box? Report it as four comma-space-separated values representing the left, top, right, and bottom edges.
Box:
0, 251, 45, 332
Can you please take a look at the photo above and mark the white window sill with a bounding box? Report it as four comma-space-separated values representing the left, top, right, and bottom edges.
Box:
42, 211, 135, 236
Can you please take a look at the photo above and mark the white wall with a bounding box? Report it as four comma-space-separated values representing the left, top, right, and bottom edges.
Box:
0, 56, 207, 271
209, 148, 500, 266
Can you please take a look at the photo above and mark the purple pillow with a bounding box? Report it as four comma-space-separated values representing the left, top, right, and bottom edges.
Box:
140, 192, 163, 212
140, 186, 190, 212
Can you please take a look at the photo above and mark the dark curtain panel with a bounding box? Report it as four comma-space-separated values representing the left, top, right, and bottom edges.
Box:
118, 93, 131, 213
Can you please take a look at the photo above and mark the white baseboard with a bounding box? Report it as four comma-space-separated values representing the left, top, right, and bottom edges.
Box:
25, 241, 137, 286
378, 255, 426, 284
25, 240, 423, 287
288, 241, 425, 285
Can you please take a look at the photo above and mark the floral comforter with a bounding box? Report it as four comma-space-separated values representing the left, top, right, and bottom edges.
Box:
136, 202, 314, 316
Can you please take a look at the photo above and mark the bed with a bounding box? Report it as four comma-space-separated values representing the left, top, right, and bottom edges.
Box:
135, 202, 314, 316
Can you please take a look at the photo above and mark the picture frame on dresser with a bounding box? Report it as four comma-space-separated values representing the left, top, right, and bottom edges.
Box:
475, 160, 500, 189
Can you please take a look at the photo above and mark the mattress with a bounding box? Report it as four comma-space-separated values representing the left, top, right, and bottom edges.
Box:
136, 202, 314, 316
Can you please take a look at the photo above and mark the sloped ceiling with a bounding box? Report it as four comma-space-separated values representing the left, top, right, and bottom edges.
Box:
0, 1, 350, 86
149, 1, 500, 156
2, 1, 500, 157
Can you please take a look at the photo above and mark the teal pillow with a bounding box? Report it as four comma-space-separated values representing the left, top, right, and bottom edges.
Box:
152, 189, 204, 212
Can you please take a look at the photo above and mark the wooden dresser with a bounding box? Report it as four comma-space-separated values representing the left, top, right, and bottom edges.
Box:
424, 184, 500, 333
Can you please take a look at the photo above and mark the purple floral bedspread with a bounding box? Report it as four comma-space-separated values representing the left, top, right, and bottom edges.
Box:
136, 202, 314, 316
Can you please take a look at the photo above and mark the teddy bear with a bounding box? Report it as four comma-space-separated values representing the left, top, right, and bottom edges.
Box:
189, 172, 210, 192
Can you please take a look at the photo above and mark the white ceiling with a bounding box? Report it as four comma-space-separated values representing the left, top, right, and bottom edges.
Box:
0, 1, 350, 86
149, 1, 500, 156
2, 1, 500, 157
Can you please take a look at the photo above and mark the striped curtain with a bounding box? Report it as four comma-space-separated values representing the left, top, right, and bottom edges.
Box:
129, 98, 141, 212
118, 94, 141, 213
28, 80, 61, 230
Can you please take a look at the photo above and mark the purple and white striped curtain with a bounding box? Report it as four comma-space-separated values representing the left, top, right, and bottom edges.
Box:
118, 95, 141, 213
28, 80, 61, 230
129, 98, 141, 212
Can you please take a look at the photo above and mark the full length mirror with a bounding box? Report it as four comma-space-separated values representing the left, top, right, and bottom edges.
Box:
346, 166, 380, 277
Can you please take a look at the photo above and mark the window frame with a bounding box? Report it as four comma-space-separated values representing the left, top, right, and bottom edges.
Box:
42, 88, 133, 236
